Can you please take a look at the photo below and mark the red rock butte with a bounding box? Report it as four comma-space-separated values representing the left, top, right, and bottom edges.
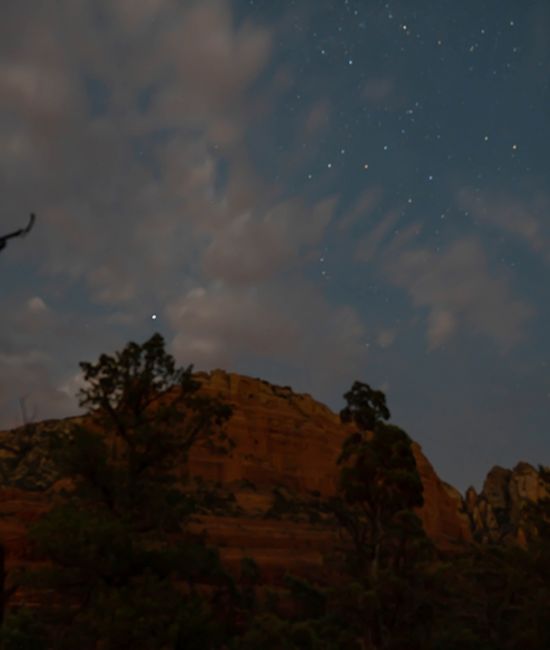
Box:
1, 369, 473, 601
188, 370, 472, 552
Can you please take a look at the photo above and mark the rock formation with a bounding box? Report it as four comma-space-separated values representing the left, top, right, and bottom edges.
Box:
2, 370, 548, 593
464, 461, 549, 545
0, 369, 476, 610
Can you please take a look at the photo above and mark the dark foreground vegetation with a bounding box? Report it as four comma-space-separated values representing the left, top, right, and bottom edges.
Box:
1, 334, 549, 649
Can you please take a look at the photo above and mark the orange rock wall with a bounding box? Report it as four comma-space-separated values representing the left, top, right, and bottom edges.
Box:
0, 369, 472, 607
188, 370, 472, 552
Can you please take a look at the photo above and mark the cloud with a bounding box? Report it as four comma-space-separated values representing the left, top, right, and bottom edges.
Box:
88, 264, 139, 305
0, 0, 370, 429
0, 350, 79, 429
58, 370, 87, 402
137, 0, 272, 127
457, 187, 550, 262
304, 99, 331, 134
360, 77, 408, 111
0, 61, 74, 120
166, 279, 367, 390
0, 0, 274, 305
361, 78, 395, 105
108, 0, 174, 34
344, 192, 533, 349
377, 329, 396, 349
0, 292, 105, 428
354, 208, 401, 263
27, 296, 48, 313
426, 310, 456, 350
338, 188, 383, 233
382, 237, 533, 349
201, 195, 337, 285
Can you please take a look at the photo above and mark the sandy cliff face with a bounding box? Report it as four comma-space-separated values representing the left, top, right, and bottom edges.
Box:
0, 369, 472, 600
464, 461, 549, 545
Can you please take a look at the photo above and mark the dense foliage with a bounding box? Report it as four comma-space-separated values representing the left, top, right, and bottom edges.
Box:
1, 350, 549, 649
1, 334, 236, 649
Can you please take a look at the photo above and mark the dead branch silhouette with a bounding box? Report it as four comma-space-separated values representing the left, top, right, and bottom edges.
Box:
0, 213, 36, 253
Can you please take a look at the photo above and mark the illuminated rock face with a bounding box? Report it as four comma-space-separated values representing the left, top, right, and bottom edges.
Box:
464, 461, 549, 545
188, 370, 473, 554
1, 369, 475, 601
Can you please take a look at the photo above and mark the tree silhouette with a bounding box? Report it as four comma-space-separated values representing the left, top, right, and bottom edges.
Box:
330, 381, 434, 649
0, 214, 35, 253
21, 333, 236, 648
0, 543, 18, 629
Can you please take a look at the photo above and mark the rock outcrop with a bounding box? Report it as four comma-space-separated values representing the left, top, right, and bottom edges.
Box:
1, 369, 474, 605
464, 462, 549, 545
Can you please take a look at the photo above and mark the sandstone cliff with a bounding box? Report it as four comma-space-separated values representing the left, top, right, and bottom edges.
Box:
464, 461, 550, 545
1, 369, 473, 602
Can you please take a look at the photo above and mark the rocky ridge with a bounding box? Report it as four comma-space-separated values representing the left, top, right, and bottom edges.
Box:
0, 369, 546, 601
464, 461, 549, 545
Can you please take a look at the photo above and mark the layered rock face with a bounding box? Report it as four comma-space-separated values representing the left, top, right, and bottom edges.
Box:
464, 462, 549, 545
184, 370, 472, 554
1, 369, 476, 600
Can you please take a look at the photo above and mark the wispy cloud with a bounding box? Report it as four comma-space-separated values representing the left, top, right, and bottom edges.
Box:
166, 279, 367, 394
457, 187, 550, 263
0, 0, 366, 427
383, 237, 533, 350
201, 196, 336, 285
304, 99, 331, 135
342, 183, 534, 350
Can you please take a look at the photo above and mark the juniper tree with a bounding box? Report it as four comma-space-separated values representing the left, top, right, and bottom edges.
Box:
23, 333, 235, 649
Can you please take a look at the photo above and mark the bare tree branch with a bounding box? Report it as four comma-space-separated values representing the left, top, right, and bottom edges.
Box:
0, 213, 36, 253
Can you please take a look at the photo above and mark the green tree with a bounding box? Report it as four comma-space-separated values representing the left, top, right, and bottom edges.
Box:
22, 333, 235, 649
335, 382, 430, 581
329, 381, 435, 649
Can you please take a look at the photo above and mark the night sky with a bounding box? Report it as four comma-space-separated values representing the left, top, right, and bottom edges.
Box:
1, 0, 549, 494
